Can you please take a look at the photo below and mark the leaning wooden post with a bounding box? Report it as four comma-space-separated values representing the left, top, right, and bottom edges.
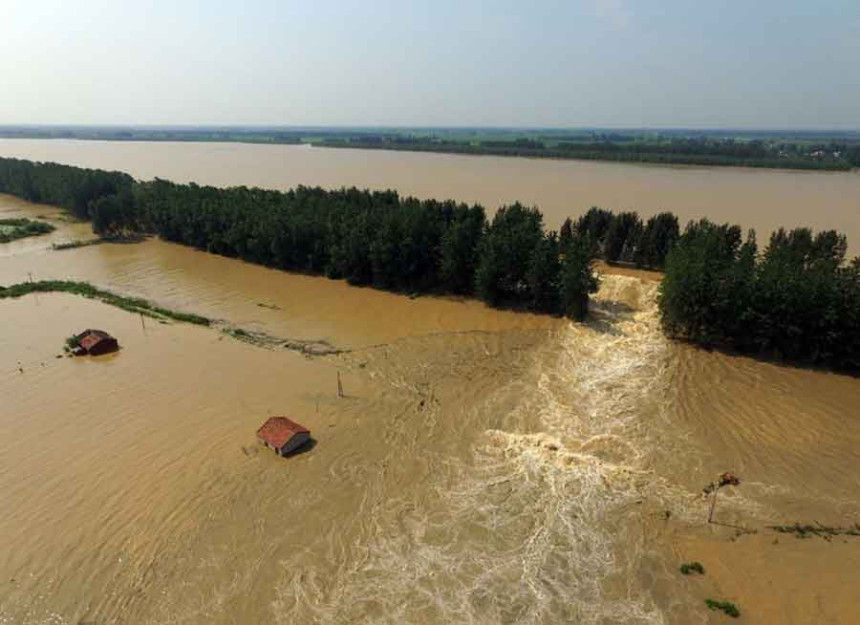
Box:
337, 371, 344, 398
708, 472, 741, 524
708, 487, 720, 523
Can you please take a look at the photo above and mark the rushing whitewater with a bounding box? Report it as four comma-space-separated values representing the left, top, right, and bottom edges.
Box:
266, 277, 699, 624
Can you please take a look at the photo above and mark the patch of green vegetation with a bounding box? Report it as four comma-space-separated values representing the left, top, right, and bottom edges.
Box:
680, 562, 705, 575
64, 334, 80, 352
0, 218, 55, 243
0, 280, 210, 326
705, 599, 740, 618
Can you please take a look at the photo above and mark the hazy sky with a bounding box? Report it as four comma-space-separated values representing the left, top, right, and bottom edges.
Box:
2, 0, 859, 128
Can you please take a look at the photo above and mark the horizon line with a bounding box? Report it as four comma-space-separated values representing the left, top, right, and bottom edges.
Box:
1, 123, 859, 134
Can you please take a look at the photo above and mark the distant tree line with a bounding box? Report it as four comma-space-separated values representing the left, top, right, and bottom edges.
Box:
321, 136, 859, 171
2, 156, 857, 370
660, 221, 859, 370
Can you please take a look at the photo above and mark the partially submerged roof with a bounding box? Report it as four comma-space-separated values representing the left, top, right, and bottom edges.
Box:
257, 416, 310, 449
75, 329, 113, 341
75, 329, 118, 353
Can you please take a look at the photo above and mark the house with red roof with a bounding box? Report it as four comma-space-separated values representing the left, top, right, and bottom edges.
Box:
73, 329, 119, 356
257, 417, 311, 457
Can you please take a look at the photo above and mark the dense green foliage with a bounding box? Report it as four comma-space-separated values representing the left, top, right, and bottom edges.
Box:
0, 157, 600, 320
562, 208, 679, 269
660, 221, 860, 370
0, 217, 55, 243
0, 279, 211, 326
0, 157, 134, 222
138, 182, 597, 317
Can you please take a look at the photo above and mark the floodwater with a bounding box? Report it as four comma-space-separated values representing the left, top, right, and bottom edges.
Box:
0, 139, 859, 255
1, 150, 860, 625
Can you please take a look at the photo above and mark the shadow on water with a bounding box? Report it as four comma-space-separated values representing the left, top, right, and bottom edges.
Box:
670, 336, 860, 379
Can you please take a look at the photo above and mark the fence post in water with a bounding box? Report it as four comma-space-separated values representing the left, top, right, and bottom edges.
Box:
337, 371, 344, 398
707, 472, 741, 524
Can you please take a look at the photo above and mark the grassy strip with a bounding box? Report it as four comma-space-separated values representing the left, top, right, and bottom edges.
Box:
0, 280, 347, 357
0, 218, 55, 243
224, 326, 346, 356
0, 280, 210, 326
52, 234, 146, 250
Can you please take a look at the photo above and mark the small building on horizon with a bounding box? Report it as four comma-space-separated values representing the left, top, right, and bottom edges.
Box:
73, 329, 119, 356
257, 417, 311, 457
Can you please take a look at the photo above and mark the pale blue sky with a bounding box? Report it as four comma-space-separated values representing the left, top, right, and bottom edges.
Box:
2, 0, 858, 128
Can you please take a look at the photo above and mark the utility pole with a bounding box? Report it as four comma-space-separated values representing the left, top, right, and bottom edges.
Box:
337, 371, 344, 398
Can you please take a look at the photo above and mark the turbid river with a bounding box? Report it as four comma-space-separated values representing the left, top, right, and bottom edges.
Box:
1, 143, 859, 624
0, 139, 859, 254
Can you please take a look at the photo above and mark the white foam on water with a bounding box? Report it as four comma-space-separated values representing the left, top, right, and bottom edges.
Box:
273, 275, 711, 624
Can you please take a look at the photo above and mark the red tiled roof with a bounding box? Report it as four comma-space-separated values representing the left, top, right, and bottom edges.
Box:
76, 329, 117, 352
257, 417, 310, 449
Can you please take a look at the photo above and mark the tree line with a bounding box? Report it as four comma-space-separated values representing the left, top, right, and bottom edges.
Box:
1, 156, 856, 371
560, 207, 680, 269
0, 157, 599, 319
660, 221, 859, 370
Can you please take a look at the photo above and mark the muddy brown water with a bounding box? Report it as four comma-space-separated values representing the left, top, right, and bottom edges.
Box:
1, 138, 859, 255
1, 145, 859, 625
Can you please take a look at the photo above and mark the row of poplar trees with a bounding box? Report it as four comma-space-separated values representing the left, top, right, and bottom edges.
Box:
2, 156, 856, 369
0, 157, 599, 319
659, 221, 859, 370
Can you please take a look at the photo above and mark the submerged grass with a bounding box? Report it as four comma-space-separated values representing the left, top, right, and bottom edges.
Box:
0, 280, 211, 326
52, 239, 101, 251
0, 218, 56, 243
53, 234, 147, 251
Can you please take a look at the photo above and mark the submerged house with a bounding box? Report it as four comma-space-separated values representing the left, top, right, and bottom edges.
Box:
257, 417, 311, 456
73, 329, 119, 356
